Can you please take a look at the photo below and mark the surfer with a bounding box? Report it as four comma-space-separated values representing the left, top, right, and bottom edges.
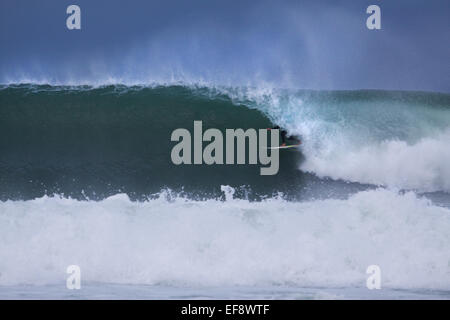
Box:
267, 125, 300, 146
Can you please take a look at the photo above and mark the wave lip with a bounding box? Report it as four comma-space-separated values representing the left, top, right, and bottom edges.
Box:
0, 188, 449, 290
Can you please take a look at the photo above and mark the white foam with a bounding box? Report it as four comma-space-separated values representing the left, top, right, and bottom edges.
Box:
302, 130, 450, 192
0, 188, 449, 290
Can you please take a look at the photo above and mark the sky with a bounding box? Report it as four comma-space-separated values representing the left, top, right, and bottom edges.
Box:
0, 0, 449, 91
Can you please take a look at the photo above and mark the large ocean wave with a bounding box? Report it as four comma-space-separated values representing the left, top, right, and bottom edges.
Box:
0, 187, 449, 289
1, 83, 449, 293
1, 84, 449, 200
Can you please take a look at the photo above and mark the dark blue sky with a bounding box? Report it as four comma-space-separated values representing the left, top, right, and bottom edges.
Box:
1, 0, 449, 91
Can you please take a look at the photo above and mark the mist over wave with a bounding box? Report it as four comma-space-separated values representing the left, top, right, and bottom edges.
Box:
0, 187, 449, 289
2, 1, 449, 93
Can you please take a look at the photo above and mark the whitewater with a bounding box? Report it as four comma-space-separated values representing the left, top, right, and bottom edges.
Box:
0, 187, 449, 299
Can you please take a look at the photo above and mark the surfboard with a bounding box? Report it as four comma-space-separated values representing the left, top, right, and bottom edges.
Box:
266, 142, 301, 150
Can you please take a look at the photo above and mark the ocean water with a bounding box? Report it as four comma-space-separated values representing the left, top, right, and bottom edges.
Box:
0, 84, 449, 299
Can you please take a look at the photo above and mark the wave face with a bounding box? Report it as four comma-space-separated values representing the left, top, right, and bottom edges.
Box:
0, 84, 284, 200
1, 84, 449, 200
0, 188, 449, 290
